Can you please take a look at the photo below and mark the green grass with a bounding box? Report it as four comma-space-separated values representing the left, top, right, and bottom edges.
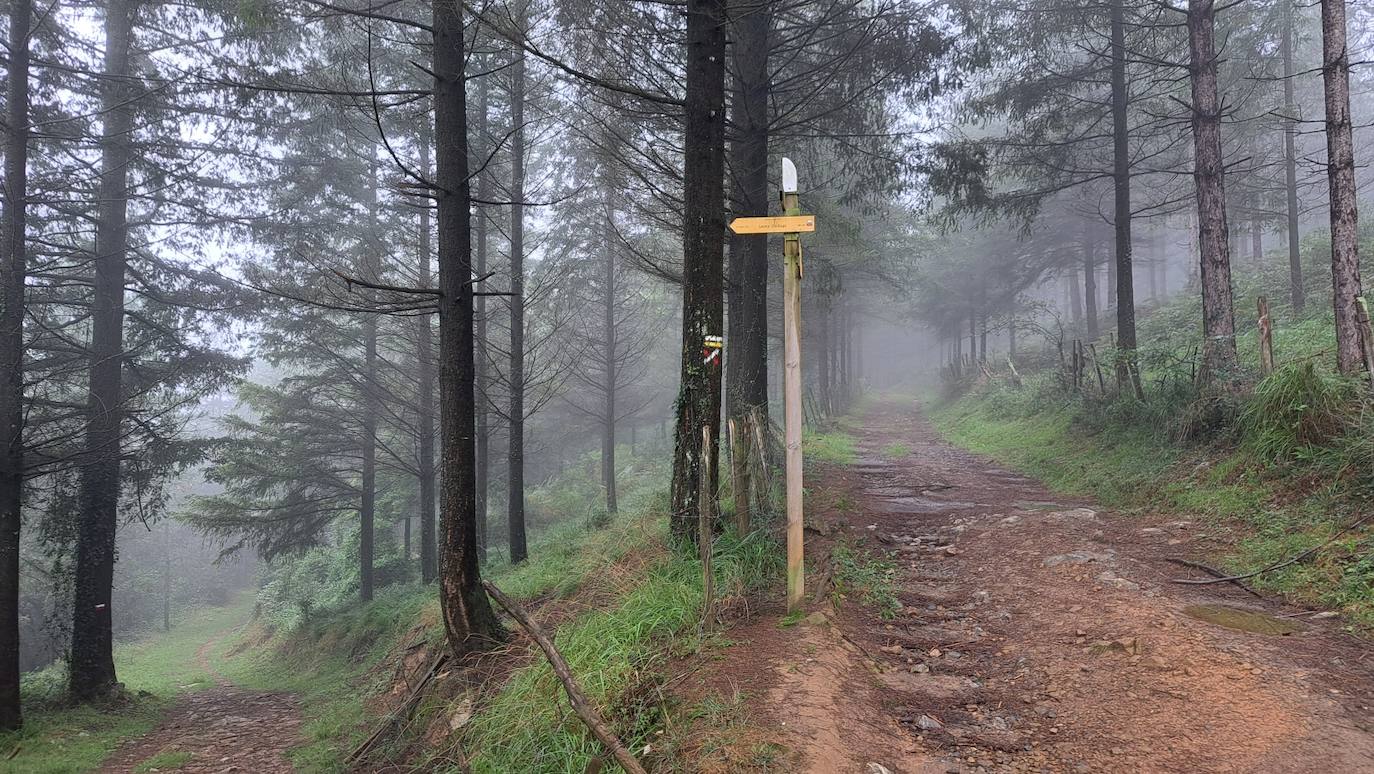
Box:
829, 541, 901, 620
132, 749, 193, 772
459, 525, 779, 773
881, 442, 911, 458
803, 427, 857, 465
0, 595, 256, 773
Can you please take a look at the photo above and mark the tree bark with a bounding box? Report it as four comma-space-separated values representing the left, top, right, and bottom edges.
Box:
418, 136, 437, 584
508, 34, 528, 564
670, 0, 728, 541
1069, 268, 1083, 330
602, 192, 618, 515
1282, 4, 1304, 314
725, 0, 770, 532
0, 0, 32, 731
433, 0, 503, 654
968, 310, 978, 363
71, 0, 135, 701
1321, 0, 1363, 374
474, 62, 490, 565
1188, 0, 1238, 378
1083, 226, 1098, 340
359, 156, 380, 603
1111, 0, 1141, 394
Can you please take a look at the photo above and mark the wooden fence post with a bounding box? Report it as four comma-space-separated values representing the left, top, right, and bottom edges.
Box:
1358, 298, 1374, 384
1257, 295, 1275, 375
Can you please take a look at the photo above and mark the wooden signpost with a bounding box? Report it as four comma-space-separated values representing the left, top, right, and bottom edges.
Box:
728, 157, 811, 613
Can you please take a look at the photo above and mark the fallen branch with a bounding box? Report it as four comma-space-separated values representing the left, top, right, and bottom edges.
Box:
1165, 557, 1262, 598
481, 581, 648, 774
346, 649, 450, 765
1172, 513, 1374, 587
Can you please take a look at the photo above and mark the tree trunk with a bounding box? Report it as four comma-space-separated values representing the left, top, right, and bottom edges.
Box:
602, 193, 617, 515
1083, 226, 1098, 340
1283, 4, 1305, 314
0, 0, 32, 731
508, 35, 528, 564
979, 313, 988, 364
1189, 0, 1238, 378
418, 137, 437, 584
359, 156, 380, 603
1111, 0, 1141, 394
1321, 0, 1363, 375
726, 0, 770, 532
71, 0, 134, 701
432, 0, 503, 654
474, 63, 490, 565
817, 297, 831, 413
968, 310, 978, 363
1069, 269, 1083, 329
670, 0, 728, 541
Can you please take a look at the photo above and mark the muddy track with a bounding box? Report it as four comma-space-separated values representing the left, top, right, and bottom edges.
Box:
98, 632, 303, 774
708, 397, 1374, 774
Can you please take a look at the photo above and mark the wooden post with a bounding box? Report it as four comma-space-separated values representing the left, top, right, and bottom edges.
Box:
1089, 342, 1107, 394
1357, 298, 1374, 383
1257, 296, 1275, 375
700, 426, 714, 627
781, 158, 805, 613
729, 417, 750, 535
750, 405, 771, 518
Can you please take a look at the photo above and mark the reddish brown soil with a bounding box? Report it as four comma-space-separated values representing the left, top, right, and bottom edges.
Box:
98, 633, 303, 774
697, 396, 1374, 774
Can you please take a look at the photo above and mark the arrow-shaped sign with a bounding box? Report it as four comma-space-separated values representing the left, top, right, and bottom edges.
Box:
727, 215, 816, 235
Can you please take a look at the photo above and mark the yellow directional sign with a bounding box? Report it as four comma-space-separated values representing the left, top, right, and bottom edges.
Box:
727, 215, 815, 235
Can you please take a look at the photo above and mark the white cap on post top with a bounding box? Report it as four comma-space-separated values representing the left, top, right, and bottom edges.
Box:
781, 157, 798, 194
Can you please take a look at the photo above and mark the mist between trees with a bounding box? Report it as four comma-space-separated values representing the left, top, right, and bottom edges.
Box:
0, 0, 1369, 744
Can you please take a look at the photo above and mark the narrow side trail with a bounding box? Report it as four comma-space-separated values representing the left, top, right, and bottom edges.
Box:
718, 397, 1374, 774
98, 630, 303, 773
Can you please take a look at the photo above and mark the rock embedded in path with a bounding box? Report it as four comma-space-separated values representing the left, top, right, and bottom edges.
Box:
1096, 571, 1140, 591
1042, 550, 1115, 568
1047, 508, 1098, 521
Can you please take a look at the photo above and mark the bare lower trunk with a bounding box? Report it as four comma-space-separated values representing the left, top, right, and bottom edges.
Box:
508, 35, 528, 563
1083, 226, 1098, 339
359, 156, 380, 603
474, 67, 490, 565
71, 0, 134, 701
1189, 0, 1238, 378
670, 0, 728, 541
433, 0, 502, 654
725, 0, 770, 532
418, 137, 437, 584
0, 0, 32, 731
602, 194, 617, 514
1283, 5, 1304, 314
1322, 0, 1363, 374
1112, 0, 1141, 394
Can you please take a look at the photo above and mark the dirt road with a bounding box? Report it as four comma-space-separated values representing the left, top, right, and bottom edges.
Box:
98, 633, 302, 773
709, 397, 1374, 773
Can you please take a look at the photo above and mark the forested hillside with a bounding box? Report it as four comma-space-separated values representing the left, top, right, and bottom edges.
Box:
4, 0, 1374, 772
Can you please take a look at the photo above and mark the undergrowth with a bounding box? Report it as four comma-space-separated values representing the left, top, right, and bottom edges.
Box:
829, 541, 901, 620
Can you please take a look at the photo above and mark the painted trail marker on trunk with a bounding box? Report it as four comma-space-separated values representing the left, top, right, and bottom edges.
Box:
728, 157, 816, 613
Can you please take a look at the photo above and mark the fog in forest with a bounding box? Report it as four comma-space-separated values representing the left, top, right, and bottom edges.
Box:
5, 0, 1374, 771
